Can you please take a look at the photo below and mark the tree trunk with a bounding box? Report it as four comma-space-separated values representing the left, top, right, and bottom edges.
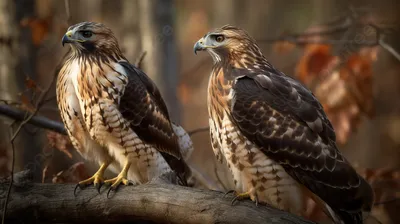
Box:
138, 0, 181, 123
121, 0, 141, 63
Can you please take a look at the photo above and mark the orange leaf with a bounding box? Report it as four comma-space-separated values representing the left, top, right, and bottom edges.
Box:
19, 93, 35, 112
273, 41, 296, 54
295, 44, 376, 144
46, 131, 73, 158
178, 83, 190, 104
24, 77, 37, 91
52, 162, 89, 184
20, 16, 52, 46
295, 44, 337, 86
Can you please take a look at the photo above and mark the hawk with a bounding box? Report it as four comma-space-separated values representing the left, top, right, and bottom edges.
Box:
194, 25, 374, 224
56, 22, 192, 193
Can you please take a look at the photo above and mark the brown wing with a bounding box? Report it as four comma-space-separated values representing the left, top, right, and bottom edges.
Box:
229, 68, 373, 223
118, 61, 189, 185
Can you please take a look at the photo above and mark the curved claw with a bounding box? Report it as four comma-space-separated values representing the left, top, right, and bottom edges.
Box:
231, 196, 237, 205
94, 182, 103, 194
224, 190, 235, 198
229, 191, 253, 206
127, 180, 135, 185
74, 183, 82, 197
107, 186, 116, 199
73, 162, 108, 195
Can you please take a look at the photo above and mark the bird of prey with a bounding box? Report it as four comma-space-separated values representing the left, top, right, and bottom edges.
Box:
194, 25, 374, 224
56, 22, 192, 193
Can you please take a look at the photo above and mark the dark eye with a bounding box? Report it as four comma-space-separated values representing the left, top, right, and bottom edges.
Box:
81, 31, 93, 38
215, 35, 225, 42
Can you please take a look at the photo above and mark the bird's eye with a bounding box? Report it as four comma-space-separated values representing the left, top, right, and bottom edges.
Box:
215, 35, 225, 43
81, 31, 93, 38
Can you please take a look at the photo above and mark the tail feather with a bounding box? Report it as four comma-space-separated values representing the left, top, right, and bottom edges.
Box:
171, 123, 194, 187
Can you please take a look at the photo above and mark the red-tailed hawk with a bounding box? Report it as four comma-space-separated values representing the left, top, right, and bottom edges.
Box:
57, 22, 192, 193
194, 25, 374, 224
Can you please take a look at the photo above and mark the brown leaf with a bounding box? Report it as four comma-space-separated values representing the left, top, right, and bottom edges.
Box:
178, 83, 190, 104
24, 77, 37, 90
20, 16, 52, 46
19, 92, 35, 112
295, 44, 376, 144
273, 40, 296, 54
46, 131, 73, 158
295, 44, 338, 86
52, 162, 89, 184
357, 167, 400, 208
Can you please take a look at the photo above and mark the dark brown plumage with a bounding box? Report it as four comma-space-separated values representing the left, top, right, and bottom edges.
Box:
194, 25, 374, 224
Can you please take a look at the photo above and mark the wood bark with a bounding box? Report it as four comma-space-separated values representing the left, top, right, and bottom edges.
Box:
0, 170, 314, 224
138, 0, 181, 123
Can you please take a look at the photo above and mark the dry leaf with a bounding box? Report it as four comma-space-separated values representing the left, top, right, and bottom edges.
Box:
52, 162, 89, 183
178, 83, 190, 104
295, 44, 376, 144
46, 131, 73, 158
19, 92, 35, 112
20, 16, 52, 46
273, 40, 296, 54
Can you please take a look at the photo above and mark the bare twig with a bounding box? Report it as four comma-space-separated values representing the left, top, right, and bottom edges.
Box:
374, 197, 400, 206
379, 38, 400, 61
188, 163, 224, 191
214, 165, 230, 192
188, 126, 209, 136
0, 100, 20, 107
9, 75, 56, 142
40, 95, 57, 105
257, 14, 400, 62
260, 37, 378, 46
1, 73, 57, 223
1, 130, 14, 224
134, 51, 147, 69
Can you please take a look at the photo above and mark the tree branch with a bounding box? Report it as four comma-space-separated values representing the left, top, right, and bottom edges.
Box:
0, 170, 314, 224
256, 14, 400, 62
0, 104, 66, 135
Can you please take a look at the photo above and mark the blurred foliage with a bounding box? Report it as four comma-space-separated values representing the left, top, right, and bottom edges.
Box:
293, 44, 377, 144
0, 0, 399, 223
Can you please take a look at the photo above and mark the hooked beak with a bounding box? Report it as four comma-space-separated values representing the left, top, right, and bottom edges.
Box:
62, 31, 74, 46
193, 37, 207, 55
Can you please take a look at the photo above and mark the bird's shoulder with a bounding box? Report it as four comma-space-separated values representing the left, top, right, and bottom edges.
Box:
229, 65, 336, 144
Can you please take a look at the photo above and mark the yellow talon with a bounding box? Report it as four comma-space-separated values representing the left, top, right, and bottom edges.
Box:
104, 175, 130, 188
105, 162, 132, 197
74, 162, 109, 195
230, 190, 259, 206
234, 191, 251, 199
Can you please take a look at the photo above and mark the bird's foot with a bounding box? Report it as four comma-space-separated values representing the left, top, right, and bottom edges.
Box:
228, 190, 259, 206
74, 162, 109, 196
104, 175, 130, 188
105, 162, 132, 198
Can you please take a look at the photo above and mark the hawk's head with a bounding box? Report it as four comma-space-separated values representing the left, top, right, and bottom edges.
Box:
62, 22, 121, 56
193, 25, 264, 66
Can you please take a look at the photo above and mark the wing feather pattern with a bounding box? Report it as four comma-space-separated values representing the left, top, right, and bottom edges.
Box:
229, 68, 373, 223
118, 61, 190, 185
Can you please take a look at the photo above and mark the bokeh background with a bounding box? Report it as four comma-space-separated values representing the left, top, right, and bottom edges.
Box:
0, 0, 399, 223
